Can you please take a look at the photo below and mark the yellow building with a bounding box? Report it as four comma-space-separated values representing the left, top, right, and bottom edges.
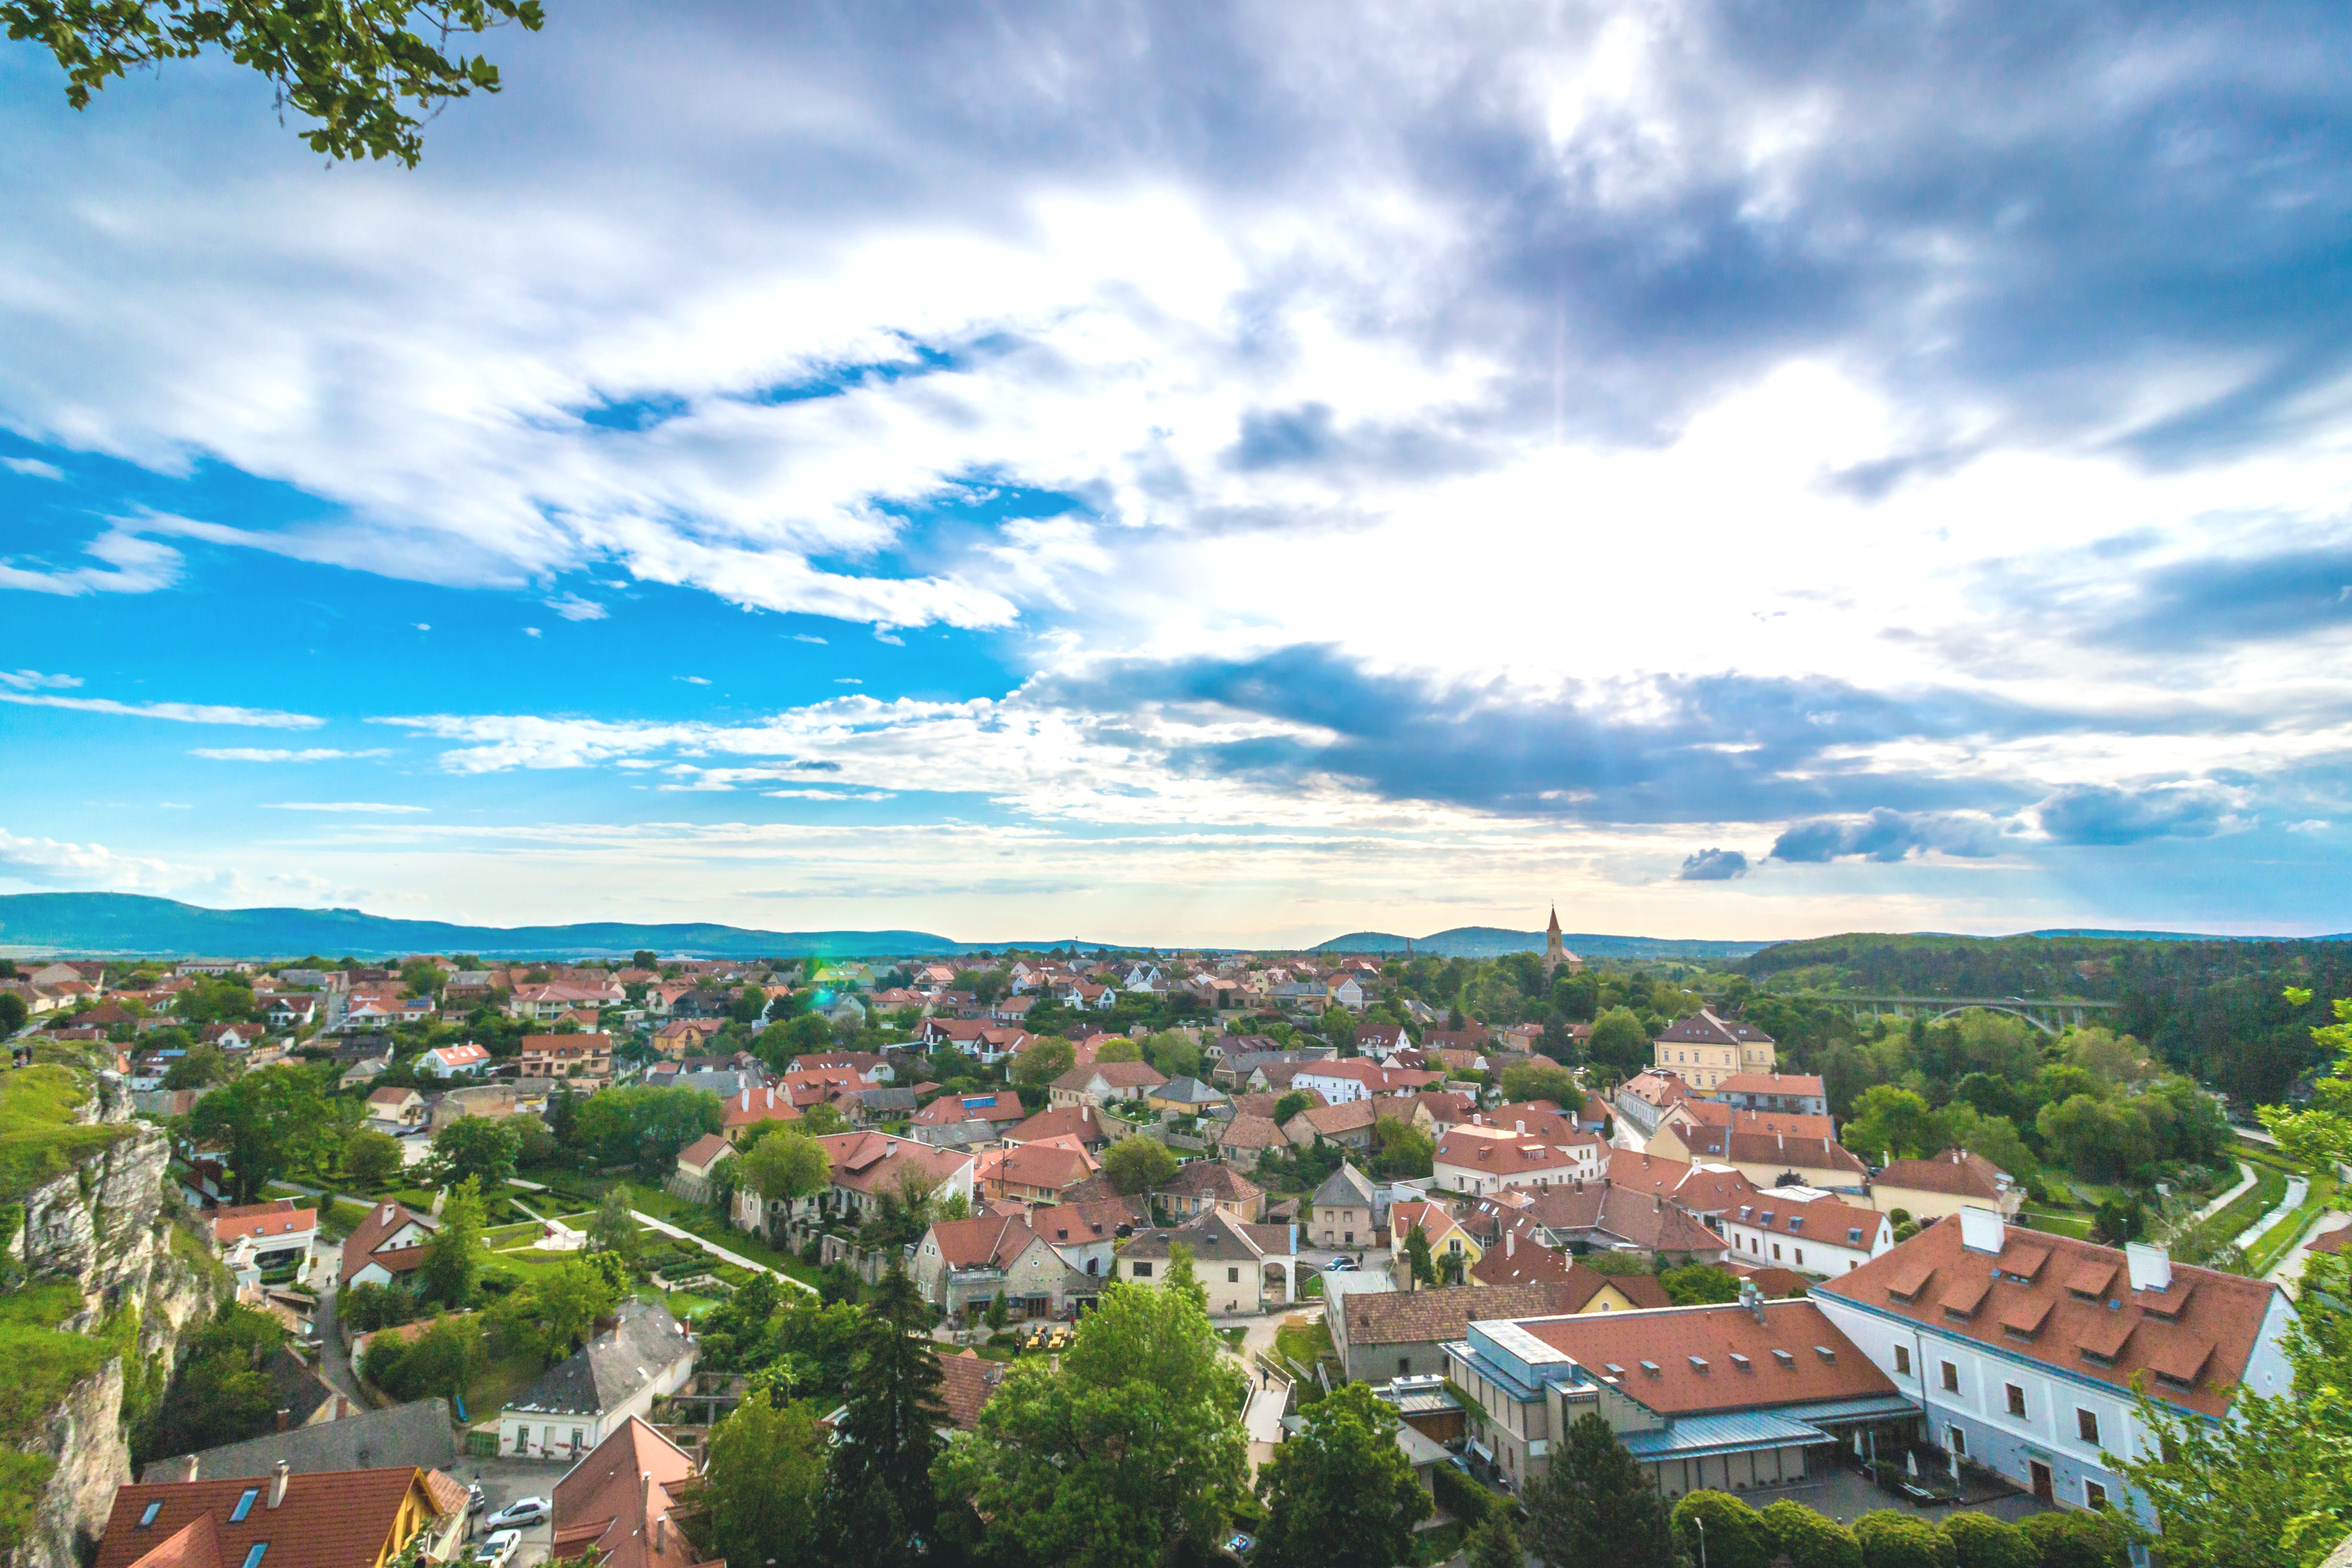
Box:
1651, 1008, 1776, 1091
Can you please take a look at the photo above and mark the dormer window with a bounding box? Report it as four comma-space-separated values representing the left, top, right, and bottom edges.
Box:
1729, 1353, 1752, 1372
1639, 1360, 1662, 1377
1772, 1349, 1794, 1368
137, 1503, 162, 1529
229, 1490, 260, 1523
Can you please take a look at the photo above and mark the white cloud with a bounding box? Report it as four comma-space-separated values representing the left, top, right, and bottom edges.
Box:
546, 593, 609, 621
259, 801, 432, 813
191, 747, 391, 761
834, 677, 861, 684
675, 675, 710, 685
0, 670, 81, 691
523, 627, 542, 638
2, 457, 64, 480
0, 691, 323, 727
0, 527, 182, 597
792, 635, 828, 645
415, 623, 432, 631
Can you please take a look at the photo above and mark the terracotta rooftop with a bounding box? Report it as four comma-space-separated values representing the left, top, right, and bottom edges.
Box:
1654, 1010, 1775, 1047
96, 1467, 439, 1568
1342, 1280, 1577, 1347
1434, 1131, 1585, 1176
1161, 1160, 1264, 1202
1874, 1148, 2013, 1200
936, 1349, 1008, 1431
1815, 1217, 2289, 1419
1217, 1113, 1287, 1150
1513, 1298, 1891, 1416
1711, 1072, 1824, 1098
976, 1141, 1097, 1193
817, 1132, 970, 1196
926, 1214, 1045, 1270
550, 1417, 718, 1568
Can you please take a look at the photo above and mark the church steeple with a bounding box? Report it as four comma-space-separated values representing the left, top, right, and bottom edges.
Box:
1542, 905, 1576, 973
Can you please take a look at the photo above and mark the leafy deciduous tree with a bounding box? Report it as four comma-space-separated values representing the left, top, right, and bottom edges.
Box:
1253, 1380, 1430, 1568
1521, 1410, 1677, 1568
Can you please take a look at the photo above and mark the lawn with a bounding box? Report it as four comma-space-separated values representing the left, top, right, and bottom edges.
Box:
0, 1064, 136, 1204
2020, 1210, 2093, 1239
1273, 1319, 1333, 1375
2244, 1175, 2341, 1277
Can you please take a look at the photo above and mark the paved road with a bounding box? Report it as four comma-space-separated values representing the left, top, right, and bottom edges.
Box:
2184, 1162, 2256, 1225
2234, 1176, 2310, 1251
309, 1277, 371, 1410
629, 1209, 816, 1294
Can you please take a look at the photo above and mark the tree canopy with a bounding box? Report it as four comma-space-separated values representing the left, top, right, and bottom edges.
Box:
1253, 1381, 1429, 1568
936, 1247, 1248, 1566
4, 0, 547, 165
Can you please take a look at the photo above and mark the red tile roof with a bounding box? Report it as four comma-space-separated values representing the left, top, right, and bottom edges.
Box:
1815, 1217, 2287, 1419
96, 1468, 439, 1568
1006, 1104, 1112, 1147
1874, 1149, 2014, 1201
936, 1350, 1007, 1431
551, 1417, 720, 1568
926, 1214, 1046, 1269
1517, 1299, 1890, 1415
1711, 1072, 1824, 1098
339, 1201, 430, 1288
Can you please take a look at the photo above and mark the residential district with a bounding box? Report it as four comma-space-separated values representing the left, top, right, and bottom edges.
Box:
0, 917, 2345, 1568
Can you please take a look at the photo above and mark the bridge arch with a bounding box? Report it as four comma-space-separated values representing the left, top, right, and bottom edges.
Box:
1924, 1003, 2060, 1036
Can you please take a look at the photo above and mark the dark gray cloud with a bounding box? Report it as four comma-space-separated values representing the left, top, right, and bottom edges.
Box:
1768, 809, 2005, 864
1678, 847, 1748, 880
2101, 545, 2352, 651
1037, 645, 2080, 824
2033, 783, 2235, 845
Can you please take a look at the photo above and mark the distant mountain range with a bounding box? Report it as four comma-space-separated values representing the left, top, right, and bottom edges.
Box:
0, 894, 1103, 960
1311, 926, 1772, 960
0, 893, 2326, 963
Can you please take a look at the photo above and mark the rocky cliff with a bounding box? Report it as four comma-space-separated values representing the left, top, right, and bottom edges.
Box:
5, 1070, 225, 1568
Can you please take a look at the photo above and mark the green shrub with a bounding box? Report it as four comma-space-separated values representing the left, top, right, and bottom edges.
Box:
1941, 1512, 2036, 1568
1762, 1500, 1865, 1568
1855, 1510, 1957, 1568
1432, 1462, 1492, 1528
2015, 1510, 2127, 1568
1672, 1491, 1771, 1568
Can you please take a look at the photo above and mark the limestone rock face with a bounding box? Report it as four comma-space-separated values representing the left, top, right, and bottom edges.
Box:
7, 1072, 227, 1568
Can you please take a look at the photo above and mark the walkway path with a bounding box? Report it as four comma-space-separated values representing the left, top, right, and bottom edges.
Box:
2233, 1176, 2309, 1252
2185, 1162, 2256, 1226
630, 1209, 816, 1294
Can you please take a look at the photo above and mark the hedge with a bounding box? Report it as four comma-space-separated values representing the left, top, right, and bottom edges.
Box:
2014, 1511, 2128, 1568
1854, 1511, 1957, 1568
1671, 1491, 1772, 1568
1940, 1513, 2036, 1568
1431, 1463, 1492, 1529
1761, 1500, 1864, 1568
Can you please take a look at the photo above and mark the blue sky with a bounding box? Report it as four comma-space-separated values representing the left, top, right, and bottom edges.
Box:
4, 1, 2351, 946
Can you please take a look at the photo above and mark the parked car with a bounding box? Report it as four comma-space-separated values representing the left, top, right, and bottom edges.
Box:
1222, 1532, 1257, 1558
477, 1530, 521, 1568
1323, 1257, 1359, 1272
486, 1498, 548, 1530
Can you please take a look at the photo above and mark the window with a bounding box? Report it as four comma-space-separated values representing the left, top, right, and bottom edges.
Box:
1772, 1243, 1782, 1260
2007, 1384, 2027, 1417
1794, 1247, 1804, 1266
1132, 1261, 1153, 1278
1894, 1346, 1912, 1376
571, 1428, 584, 1452
2085, 1480, 2109, 1511
1941, 1361, 1960, 1393
241, 1548, 267, 1568
1948, 1425, 1967, 1458
1448, 1238, 1463, 1255
1227, 1267, 1240, 1283
1399, 1357, 1411, 1375
137, 1503, 163, 1529
2078, 1409, 2101, 1445
229, 1491, 260, 1523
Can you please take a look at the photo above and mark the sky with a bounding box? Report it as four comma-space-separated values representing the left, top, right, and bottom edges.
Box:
3, 0, 2351, 948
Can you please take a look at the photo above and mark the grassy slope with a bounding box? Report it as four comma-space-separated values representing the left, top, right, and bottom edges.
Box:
0, 1064, 135, 1205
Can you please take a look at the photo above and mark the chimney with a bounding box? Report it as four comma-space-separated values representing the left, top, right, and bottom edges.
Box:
1958, 1205, 2006, 1255
181, 1456, 200, 1483
267, 1460, 289, 1511
1739, 1277, 1767, 1324
1515, 1119, 1526, 1136
1506, 1228, 1516, 1259
274, 1407, 290, 1432
655, 1516, 667, 1554
2126, 1242, 2173, 1294
642, 1472, 653, 1522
